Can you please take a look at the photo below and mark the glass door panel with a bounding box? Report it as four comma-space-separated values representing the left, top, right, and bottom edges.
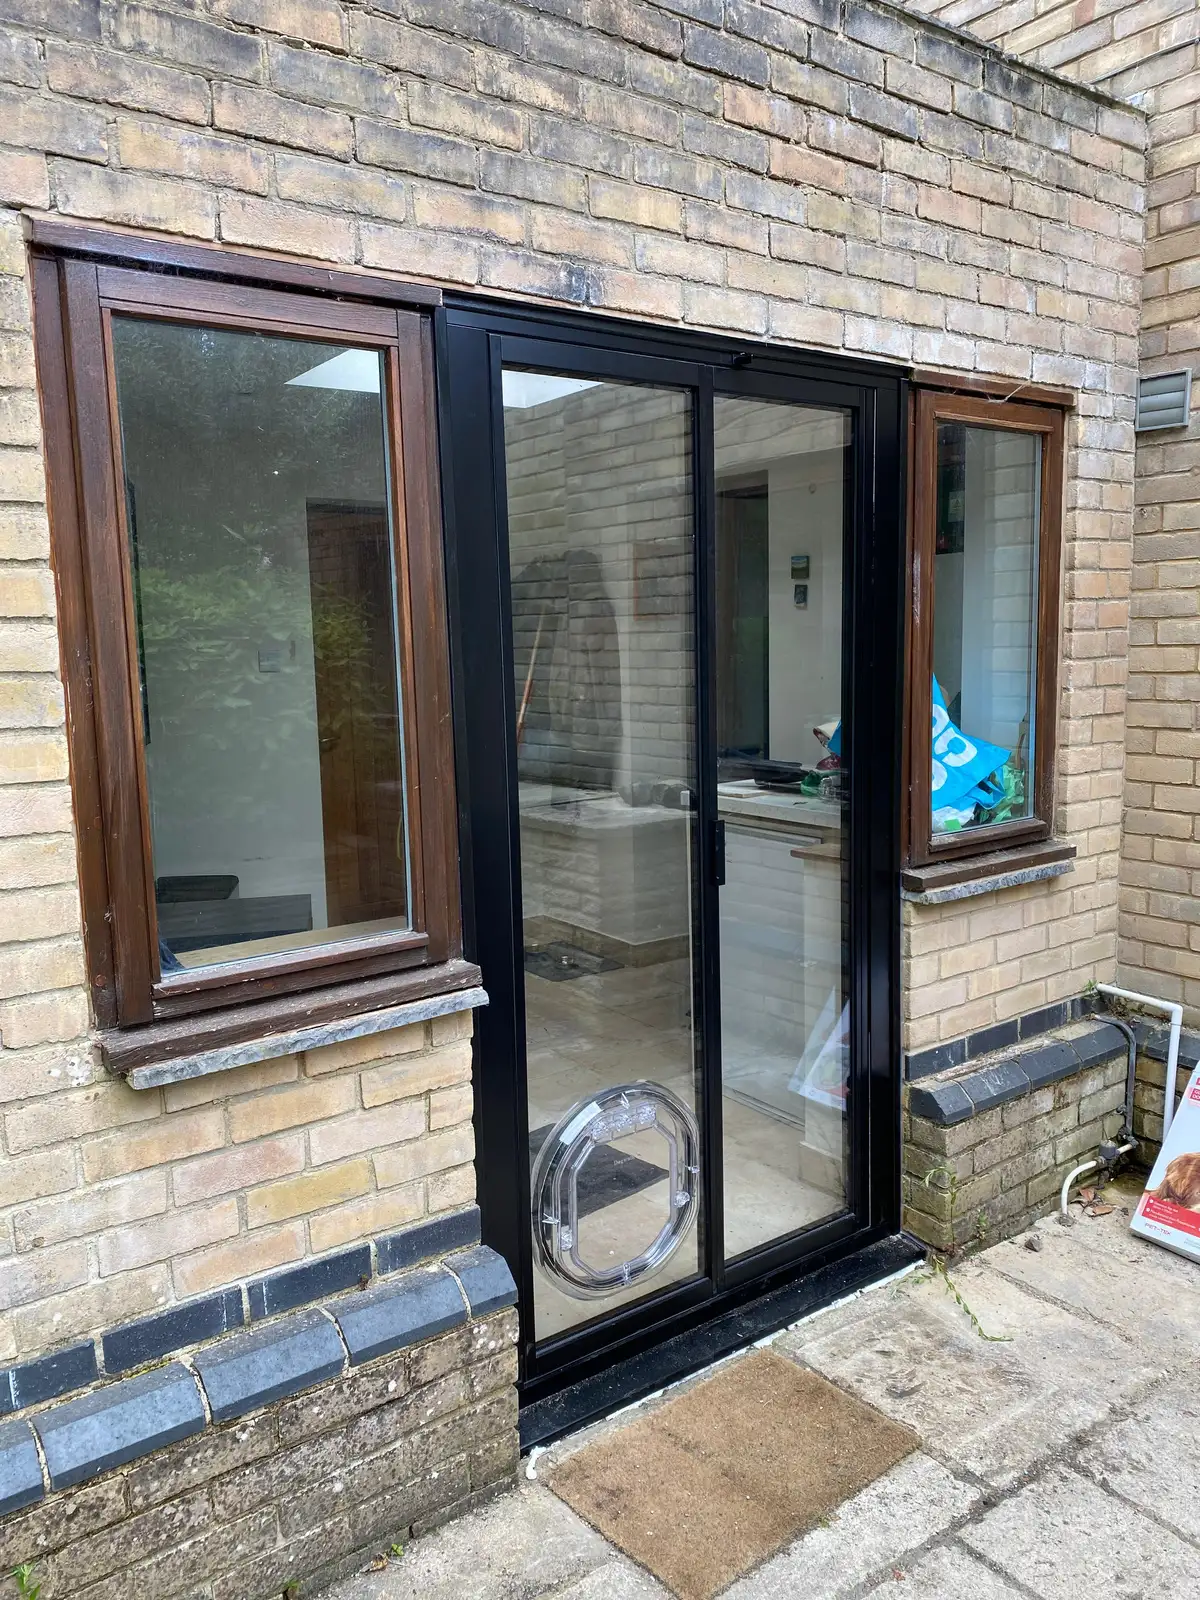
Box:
502, 369, 702, 1343
713, 397, 852, 1262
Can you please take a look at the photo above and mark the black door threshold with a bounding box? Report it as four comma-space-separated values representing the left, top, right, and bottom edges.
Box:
519, 1231, 924, 1450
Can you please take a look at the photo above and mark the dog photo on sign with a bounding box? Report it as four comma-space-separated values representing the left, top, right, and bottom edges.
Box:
1133, 1058, 1200, 1263
1154, 1152, 1200, 1211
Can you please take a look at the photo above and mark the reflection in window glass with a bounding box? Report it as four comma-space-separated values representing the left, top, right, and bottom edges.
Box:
110, 319, 409, 973
502, 370, 701, 1344
932, 423, 1040, 836
715, 397, 852, 1261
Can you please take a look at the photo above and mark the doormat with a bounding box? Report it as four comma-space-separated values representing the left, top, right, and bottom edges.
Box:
546, 1349, 918, 1600
529, 1127, 665, 1217
525, 941, 621, 982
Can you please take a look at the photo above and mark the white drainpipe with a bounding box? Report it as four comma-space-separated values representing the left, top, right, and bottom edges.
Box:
1095, 984, 1184, 1139
1058, 984, 1184, 1220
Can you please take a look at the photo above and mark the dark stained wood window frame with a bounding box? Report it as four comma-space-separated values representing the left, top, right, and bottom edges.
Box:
30, 224, 470, 1045
906, 384, 1066, 869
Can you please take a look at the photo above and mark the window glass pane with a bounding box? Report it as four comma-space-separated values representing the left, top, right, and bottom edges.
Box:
932, 422, 1040, 837
110, 318, 409, 973
714, 398, 851, 1260
502, 369, 701, 1344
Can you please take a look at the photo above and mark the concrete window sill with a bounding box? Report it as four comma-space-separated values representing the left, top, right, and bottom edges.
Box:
108, 979, 487, 1091
901, 841, 1076, 905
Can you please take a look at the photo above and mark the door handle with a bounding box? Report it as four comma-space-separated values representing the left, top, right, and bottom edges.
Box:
712, 820, 726, 887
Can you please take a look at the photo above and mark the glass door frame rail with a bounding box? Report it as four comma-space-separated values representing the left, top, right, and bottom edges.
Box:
437, 298, 907, 1417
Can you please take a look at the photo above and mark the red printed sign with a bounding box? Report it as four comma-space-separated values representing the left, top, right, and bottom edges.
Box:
1132, 1057, 1200, 1265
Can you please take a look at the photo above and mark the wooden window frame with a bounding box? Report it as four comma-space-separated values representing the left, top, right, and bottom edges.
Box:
906, 387, 1065, 869
31, 229, 468, 1042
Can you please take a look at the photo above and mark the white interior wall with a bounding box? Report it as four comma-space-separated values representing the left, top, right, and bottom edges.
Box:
765, 450, 844, 766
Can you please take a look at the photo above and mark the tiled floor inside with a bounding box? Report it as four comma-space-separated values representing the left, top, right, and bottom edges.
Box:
331, 1171, 1200, 1600
522, 953, 844, 1340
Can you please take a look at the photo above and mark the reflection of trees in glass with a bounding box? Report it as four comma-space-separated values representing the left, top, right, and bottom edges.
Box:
135, 523, 371, 755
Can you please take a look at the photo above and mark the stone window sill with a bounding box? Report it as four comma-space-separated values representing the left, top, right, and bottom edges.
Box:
901, 841, 1076, 905
102, 960, 486, 1089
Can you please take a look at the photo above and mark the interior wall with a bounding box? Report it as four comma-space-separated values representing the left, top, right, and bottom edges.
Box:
934, 427, 1039, 758
714, 401, 847, 768
764, 450, 844, 766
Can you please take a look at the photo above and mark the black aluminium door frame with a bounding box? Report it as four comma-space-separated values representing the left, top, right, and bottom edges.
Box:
435, 295, 908, 1411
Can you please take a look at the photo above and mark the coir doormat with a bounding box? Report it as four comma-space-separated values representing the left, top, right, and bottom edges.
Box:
546, 1349, 918, 1600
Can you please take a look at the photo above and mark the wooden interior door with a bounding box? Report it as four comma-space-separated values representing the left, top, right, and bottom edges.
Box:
307, 500, 407, 927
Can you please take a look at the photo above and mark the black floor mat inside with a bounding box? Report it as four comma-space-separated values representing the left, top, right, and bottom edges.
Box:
525, 942, 621, 982
529, 1126, 666, 1217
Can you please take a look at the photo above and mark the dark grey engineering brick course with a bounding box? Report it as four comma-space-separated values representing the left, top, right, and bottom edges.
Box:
0, 1206, 483, 1417
4, 1248, 516, 1519
0, 1343, 99, 1414
906, 993, 1104, 1081
247, 1244, 372, 1320
103, 1288, 244, 1375
376, 1204, 482, 1274
193, 1310, 347, 1423
909, 1020, 1127, 1125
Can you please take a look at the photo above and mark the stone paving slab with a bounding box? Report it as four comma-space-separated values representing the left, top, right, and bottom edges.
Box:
1079, 1376, 1200, 1544
983, 1182, 1200, 1363
324, 1203, 1200, 1600
333, 1484, 620, 1600
555, 1561, 669, 1598
961, 1465, 1200, 1598
863, 1543, 1026, 1598
719, 1453, 979, 1600
782, 1257, 1161, 1488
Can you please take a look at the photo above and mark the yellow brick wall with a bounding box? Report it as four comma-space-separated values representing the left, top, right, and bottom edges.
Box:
913, 0, 1200, 1019
0, 0, 1147, 1347
0, 1011, 474, 1363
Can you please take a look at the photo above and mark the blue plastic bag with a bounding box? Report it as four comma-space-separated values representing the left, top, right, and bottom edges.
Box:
931, 679, 1009, 812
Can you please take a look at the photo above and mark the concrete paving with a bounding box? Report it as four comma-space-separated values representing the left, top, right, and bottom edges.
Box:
328, 1172, 1200, 1600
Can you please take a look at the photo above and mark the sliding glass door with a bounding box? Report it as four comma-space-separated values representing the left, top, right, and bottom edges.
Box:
441, 305, 904, 1416
502, 370, 702, 1342
713, 397, 852, 1264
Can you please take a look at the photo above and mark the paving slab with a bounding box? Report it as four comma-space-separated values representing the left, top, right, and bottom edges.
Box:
864, 1543, 1027, 1598
780, 1260, 1162, 1487
556, 1560, 670, 1597
961, 1465, 1200, 1598
719, 1453, 979, 1600
332, 1484, 614, 1600
1078, 1376, 1200, 1544
984, 1198, 1200, 1364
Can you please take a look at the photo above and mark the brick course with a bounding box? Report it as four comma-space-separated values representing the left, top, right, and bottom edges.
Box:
0, 1307, 518, 1600
904, 1040, 1127, 1249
